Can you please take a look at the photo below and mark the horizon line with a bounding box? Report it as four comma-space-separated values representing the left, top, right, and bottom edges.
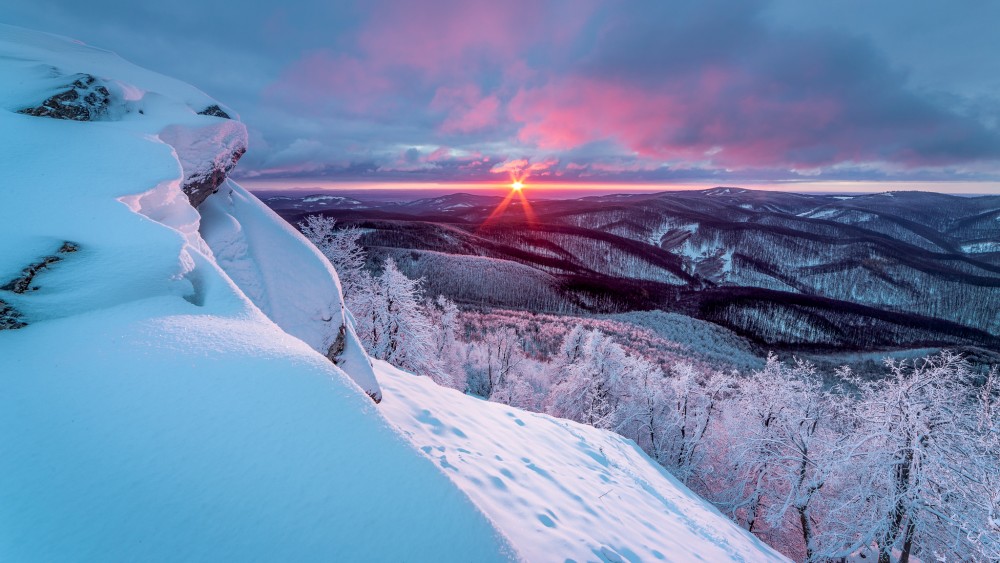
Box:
238, 179, 1000, 196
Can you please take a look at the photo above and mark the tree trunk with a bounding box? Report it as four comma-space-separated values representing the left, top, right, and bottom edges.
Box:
797, 505, 813, 562
899, 516, 916, 563
881, 438, 914, 563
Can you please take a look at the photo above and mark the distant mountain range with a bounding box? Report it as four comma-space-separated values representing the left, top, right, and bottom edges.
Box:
261, 188, 1000, 360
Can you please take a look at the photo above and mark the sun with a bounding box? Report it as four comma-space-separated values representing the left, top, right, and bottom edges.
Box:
511, 181, 524, 192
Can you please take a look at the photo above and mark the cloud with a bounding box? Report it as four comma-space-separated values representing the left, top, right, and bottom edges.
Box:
490, 157, 559, 180
9, 0, 999, 184
505, 1, 1000, 172
430, 85, 501, 134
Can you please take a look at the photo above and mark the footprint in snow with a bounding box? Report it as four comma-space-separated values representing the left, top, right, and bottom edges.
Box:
537, 514, 557, 528
505, 412, 526, 426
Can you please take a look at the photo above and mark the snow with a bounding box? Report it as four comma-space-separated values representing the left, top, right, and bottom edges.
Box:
199, 180, 380, 399
0, 303, 515, 561
961, 241, 1000, 254
303, 194, 346, 202
377, 361, 787, 562
0, 23, 785, 563
300, 195, 365, 206
802, 208, 839, 220
0, 24, 507, 561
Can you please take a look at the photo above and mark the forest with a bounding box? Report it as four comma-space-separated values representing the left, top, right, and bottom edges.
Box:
300, 214, 1000, 562
267, 188, 1000, 360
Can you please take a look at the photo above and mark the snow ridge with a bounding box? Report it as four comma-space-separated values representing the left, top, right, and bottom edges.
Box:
0, 23, 507, 560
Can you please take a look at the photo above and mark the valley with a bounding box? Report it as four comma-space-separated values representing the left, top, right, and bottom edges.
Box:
260, 187, 1000, 363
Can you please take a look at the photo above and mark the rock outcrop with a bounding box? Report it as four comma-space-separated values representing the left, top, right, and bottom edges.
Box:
1, 241, 79, 294
0, 300, 24, 330
181, 144, 246, 207
16, 71, 245, 209
0, 241, 80, 330
3, 23, 372, 400
17, 74, 110, 121
197, 104, 231, 119
159, 122, 248, 208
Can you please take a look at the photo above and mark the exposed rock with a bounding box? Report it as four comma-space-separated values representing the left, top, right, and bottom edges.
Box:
182, 145, 246, 207
197, 104, 231, 119
0, 299, 25, 330
0, 241, 75, 330
325, 322, 382, 402
1, 241, 79, 294
159, 123, 248, 208
326, 323, 348, 363
17, 74, 110, 121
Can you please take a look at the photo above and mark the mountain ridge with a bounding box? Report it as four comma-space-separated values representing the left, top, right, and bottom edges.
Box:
263, 187, 1000, 357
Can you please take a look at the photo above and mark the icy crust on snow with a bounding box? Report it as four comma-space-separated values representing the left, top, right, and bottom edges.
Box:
200, 180, 380, 399
0, 24, 508, 560
377, 361, 788, 563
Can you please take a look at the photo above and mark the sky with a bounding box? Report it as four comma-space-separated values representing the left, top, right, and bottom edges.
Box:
7, 0, 1000, 191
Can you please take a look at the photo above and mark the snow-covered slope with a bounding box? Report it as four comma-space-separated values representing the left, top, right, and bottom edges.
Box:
0, 24, 503, 560
377, 361, 786, 562
198, 179, 379, 399
0, 24, 784, 562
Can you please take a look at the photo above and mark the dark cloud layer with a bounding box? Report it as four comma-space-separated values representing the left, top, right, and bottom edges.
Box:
7, 0, 1000, 185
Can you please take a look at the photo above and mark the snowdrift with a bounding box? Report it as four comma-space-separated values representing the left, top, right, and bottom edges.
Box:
0, 24, 785, 562
0, 23, 502, 560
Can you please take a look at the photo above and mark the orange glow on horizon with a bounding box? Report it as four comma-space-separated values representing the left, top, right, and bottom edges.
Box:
239, 179, 1000, 196
478, 178, 537, 229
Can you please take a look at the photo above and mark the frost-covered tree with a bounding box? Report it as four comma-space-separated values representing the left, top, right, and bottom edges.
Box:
716, 355, 844, 561
299, 215, 366, 296
614, 361, 671, 466
548, 329, 638, 430
350, 258, 443, 381
659, 363, 735, 486
424, 295, 464, 389
960, 366, 1000, 561
465, 326, 522, 399
558, 324, 588, 365
829, 352, 995, 562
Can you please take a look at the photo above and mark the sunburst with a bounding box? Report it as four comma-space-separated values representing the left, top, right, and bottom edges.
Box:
480, 177, 537, 228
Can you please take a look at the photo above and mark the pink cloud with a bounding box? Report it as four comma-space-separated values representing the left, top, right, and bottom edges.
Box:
264, 50, 394, 113
431, 85, 501, 133
507, 70, 855, 169
357, 0, 597, 76
422, 147, 484, 163
490, 158, 529, 174
490, 157, 559, 179
252, 1, 999, 180
508, 77, 687, 155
